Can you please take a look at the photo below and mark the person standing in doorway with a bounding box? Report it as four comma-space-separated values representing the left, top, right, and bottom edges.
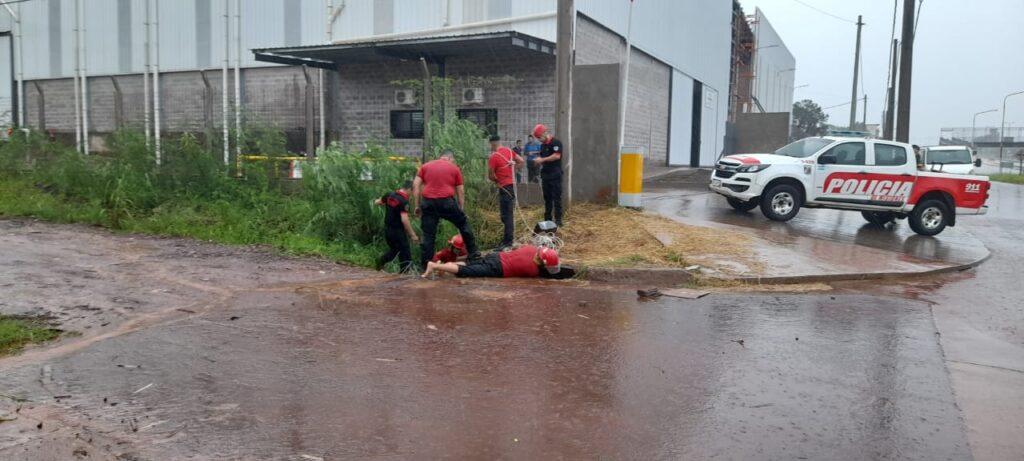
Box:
488, 135, 524, 249
531, 124, 564, 226
512, 139, 525, 183
413, 150, 480, 268
525, 135, 542, 183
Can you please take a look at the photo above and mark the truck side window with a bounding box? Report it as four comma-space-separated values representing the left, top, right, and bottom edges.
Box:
823, 142, 866, 165
874, 144, 908, 166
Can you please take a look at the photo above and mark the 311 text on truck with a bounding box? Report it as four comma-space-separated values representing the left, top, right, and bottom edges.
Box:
709, 137, 991, 236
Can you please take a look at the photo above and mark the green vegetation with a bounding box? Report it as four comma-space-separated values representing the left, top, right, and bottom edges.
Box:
0, 316, 61, 356
0, 116, 505, 271
989, 173, 1024, 185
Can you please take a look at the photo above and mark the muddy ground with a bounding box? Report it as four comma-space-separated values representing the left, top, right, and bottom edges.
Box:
1, 216, 997, 460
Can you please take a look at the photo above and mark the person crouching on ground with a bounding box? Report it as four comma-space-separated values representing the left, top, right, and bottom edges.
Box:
374, 180, 419, 272
432, 234, 468, 263
487, 135, 524, 250
422, 244, 559, 279
413, 150, 481, 268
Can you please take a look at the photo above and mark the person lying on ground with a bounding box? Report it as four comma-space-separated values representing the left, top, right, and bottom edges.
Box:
422, 245, 559, 279
433, 234, 468, 263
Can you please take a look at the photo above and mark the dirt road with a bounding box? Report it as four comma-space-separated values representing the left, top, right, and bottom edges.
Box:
0, 218, 981, 459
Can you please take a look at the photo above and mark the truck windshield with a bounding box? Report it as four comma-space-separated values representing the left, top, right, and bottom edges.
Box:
927, 149, 972, 164
774, 138, 833, 158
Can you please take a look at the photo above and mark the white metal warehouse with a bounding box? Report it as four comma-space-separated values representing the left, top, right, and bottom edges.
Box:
0, 0, 732, 168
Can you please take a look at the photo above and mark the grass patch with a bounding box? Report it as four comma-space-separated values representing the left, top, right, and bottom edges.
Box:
990, 173, 1024, 185
0, 315, 62, 356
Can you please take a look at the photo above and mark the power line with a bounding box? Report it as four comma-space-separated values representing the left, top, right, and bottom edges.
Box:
823, 100, 853, 110
790, 0, 856, 24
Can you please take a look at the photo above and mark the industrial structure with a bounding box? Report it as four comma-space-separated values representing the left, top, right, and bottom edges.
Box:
728, 2, 796, 154
0, 0, 762, 175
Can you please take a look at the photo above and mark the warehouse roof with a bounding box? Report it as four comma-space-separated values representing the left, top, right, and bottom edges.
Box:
252, 31, 555, 69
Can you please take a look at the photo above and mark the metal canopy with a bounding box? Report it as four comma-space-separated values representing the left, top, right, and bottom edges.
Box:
252, 31, 555, 70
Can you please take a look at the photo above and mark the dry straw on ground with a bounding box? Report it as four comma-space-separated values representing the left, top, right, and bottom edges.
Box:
489, 203, 762, 273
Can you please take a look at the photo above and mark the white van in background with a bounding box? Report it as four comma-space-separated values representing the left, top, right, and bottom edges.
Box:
923, 146, 982, 175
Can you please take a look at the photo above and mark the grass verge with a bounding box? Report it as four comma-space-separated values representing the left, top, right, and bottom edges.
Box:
0, 315, 62, 356
989, 173, 1024, 185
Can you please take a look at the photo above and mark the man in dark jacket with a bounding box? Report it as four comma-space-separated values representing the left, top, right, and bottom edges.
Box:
531, 124, 564, 226
374, 180, 419, 272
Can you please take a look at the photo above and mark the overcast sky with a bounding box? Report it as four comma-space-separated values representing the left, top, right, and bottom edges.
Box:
740, 0, 1024, 146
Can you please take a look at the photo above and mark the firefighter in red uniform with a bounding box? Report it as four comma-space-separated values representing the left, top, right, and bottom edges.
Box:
413, 150, 480, 268
374, 180, 419, 272
432, 234, 468, 263
422, 245, 560, 279
487, 135, 524, 249
531, 124, 564, 226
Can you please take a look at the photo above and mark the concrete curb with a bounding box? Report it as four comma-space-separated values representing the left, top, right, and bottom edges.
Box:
582, 249, 991, 286
584, 267, 695, 285
727, 250, 992, 285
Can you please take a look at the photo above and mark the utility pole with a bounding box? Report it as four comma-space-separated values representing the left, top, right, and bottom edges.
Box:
895, 0, 915, 143
618, 0, 634, 148
848, 15, 864, 130
556, 0, 573, 204
999, 90, 1024, 173
420, 57, 432, 162
862, 94, 867, 130
883, 39, 898, 140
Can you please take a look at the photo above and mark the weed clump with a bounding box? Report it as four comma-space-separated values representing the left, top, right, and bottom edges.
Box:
0, 120, 501, 269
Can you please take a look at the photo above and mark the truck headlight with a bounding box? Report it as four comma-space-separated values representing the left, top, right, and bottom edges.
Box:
737, 164, 770, 173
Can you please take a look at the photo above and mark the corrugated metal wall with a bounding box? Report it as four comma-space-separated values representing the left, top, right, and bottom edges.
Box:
752, 8, 796, 114
7, 0, 328, 79
577, 0, 732, 161
1, 0, 731, 159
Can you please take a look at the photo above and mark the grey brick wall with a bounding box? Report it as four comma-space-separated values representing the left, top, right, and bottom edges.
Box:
332, 52, 555, 157
23, 52, 555, 158
574, 15, 671, 165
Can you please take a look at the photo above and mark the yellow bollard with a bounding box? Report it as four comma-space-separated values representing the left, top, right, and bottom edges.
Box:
618, 146, 645, 207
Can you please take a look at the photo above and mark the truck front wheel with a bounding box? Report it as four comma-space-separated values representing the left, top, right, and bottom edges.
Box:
909, 199, 949, 236
727, 197, 759, 212
760, 184, 802, 221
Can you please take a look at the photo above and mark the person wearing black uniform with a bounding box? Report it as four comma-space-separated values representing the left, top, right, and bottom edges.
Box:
374, 180, 419, 272
531, 123, 564, 226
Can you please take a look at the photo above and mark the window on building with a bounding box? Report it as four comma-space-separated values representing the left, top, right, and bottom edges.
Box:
823, 142, 866, 165
874, 144, 908, 166
390, 110, 424, 139
457, 109, 498, 137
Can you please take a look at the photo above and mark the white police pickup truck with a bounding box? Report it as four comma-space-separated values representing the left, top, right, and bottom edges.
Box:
710, 136, 991, 236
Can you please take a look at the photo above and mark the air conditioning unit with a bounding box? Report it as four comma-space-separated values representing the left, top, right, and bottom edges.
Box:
394, 89, 416, 106
462, 87, 485, 105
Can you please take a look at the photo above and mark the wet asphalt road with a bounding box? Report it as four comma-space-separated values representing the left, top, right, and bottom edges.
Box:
0, 183, 1022, 460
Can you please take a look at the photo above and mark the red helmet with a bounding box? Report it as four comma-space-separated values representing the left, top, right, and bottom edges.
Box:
532, 124, 548, 139
538, 247, 560, 274
449, 234, 466, 252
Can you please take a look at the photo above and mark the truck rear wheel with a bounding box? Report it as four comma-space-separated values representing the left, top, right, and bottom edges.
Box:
908, 199, 949, 236
727, 197, 759, 212
760, 184, 802, 222
861, 211, 897, 227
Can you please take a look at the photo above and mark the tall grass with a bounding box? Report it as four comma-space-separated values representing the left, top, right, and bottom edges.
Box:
0, 119, 503, 270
